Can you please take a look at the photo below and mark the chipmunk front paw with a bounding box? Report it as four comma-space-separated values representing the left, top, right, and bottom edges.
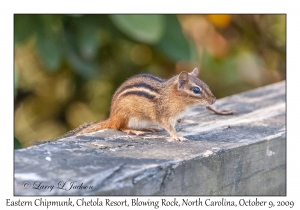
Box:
170, 136, 188, 142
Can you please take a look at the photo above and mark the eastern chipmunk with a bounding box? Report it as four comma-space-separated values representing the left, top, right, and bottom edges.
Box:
64, 68, 221, 141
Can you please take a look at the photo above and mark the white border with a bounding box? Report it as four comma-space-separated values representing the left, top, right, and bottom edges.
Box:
2, 1, 298, 209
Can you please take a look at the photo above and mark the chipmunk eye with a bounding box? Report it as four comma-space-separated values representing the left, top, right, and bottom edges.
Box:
192, 86, 201, 94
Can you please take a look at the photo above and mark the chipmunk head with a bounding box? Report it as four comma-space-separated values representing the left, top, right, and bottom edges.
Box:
176, 67, 216, 105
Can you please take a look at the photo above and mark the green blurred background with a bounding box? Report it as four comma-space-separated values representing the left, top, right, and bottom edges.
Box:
14, 14, 286, 148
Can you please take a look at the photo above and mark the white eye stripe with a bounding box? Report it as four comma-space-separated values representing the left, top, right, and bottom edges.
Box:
190, 82, 202, 91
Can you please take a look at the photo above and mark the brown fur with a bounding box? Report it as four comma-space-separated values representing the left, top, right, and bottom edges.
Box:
69, 68, 216, 141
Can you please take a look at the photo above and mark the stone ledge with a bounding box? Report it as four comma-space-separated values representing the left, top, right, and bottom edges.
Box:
14, 81, 286, 195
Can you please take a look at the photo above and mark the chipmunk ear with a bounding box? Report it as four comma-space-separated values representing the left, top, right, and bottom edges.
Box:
189, 67, 199, 77
178, 71, 189, 89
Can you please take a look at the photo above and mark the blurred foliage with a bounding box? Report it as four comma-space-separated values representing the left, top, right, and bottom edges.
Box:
14, 14, 286, 148
14, 137, 22, 149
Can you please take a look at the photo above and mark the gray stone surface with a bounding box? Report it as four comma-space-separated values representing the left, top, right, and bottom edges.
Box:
14, 81, 286, 195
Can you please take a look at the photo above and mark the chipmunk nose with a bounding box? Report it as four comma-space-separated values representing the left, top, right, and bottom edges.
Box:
210, 96, 216, 105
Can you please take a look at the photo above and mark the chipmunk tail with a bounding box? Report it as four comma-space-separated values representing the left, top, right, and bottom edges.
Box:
61, 119, 113, 138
